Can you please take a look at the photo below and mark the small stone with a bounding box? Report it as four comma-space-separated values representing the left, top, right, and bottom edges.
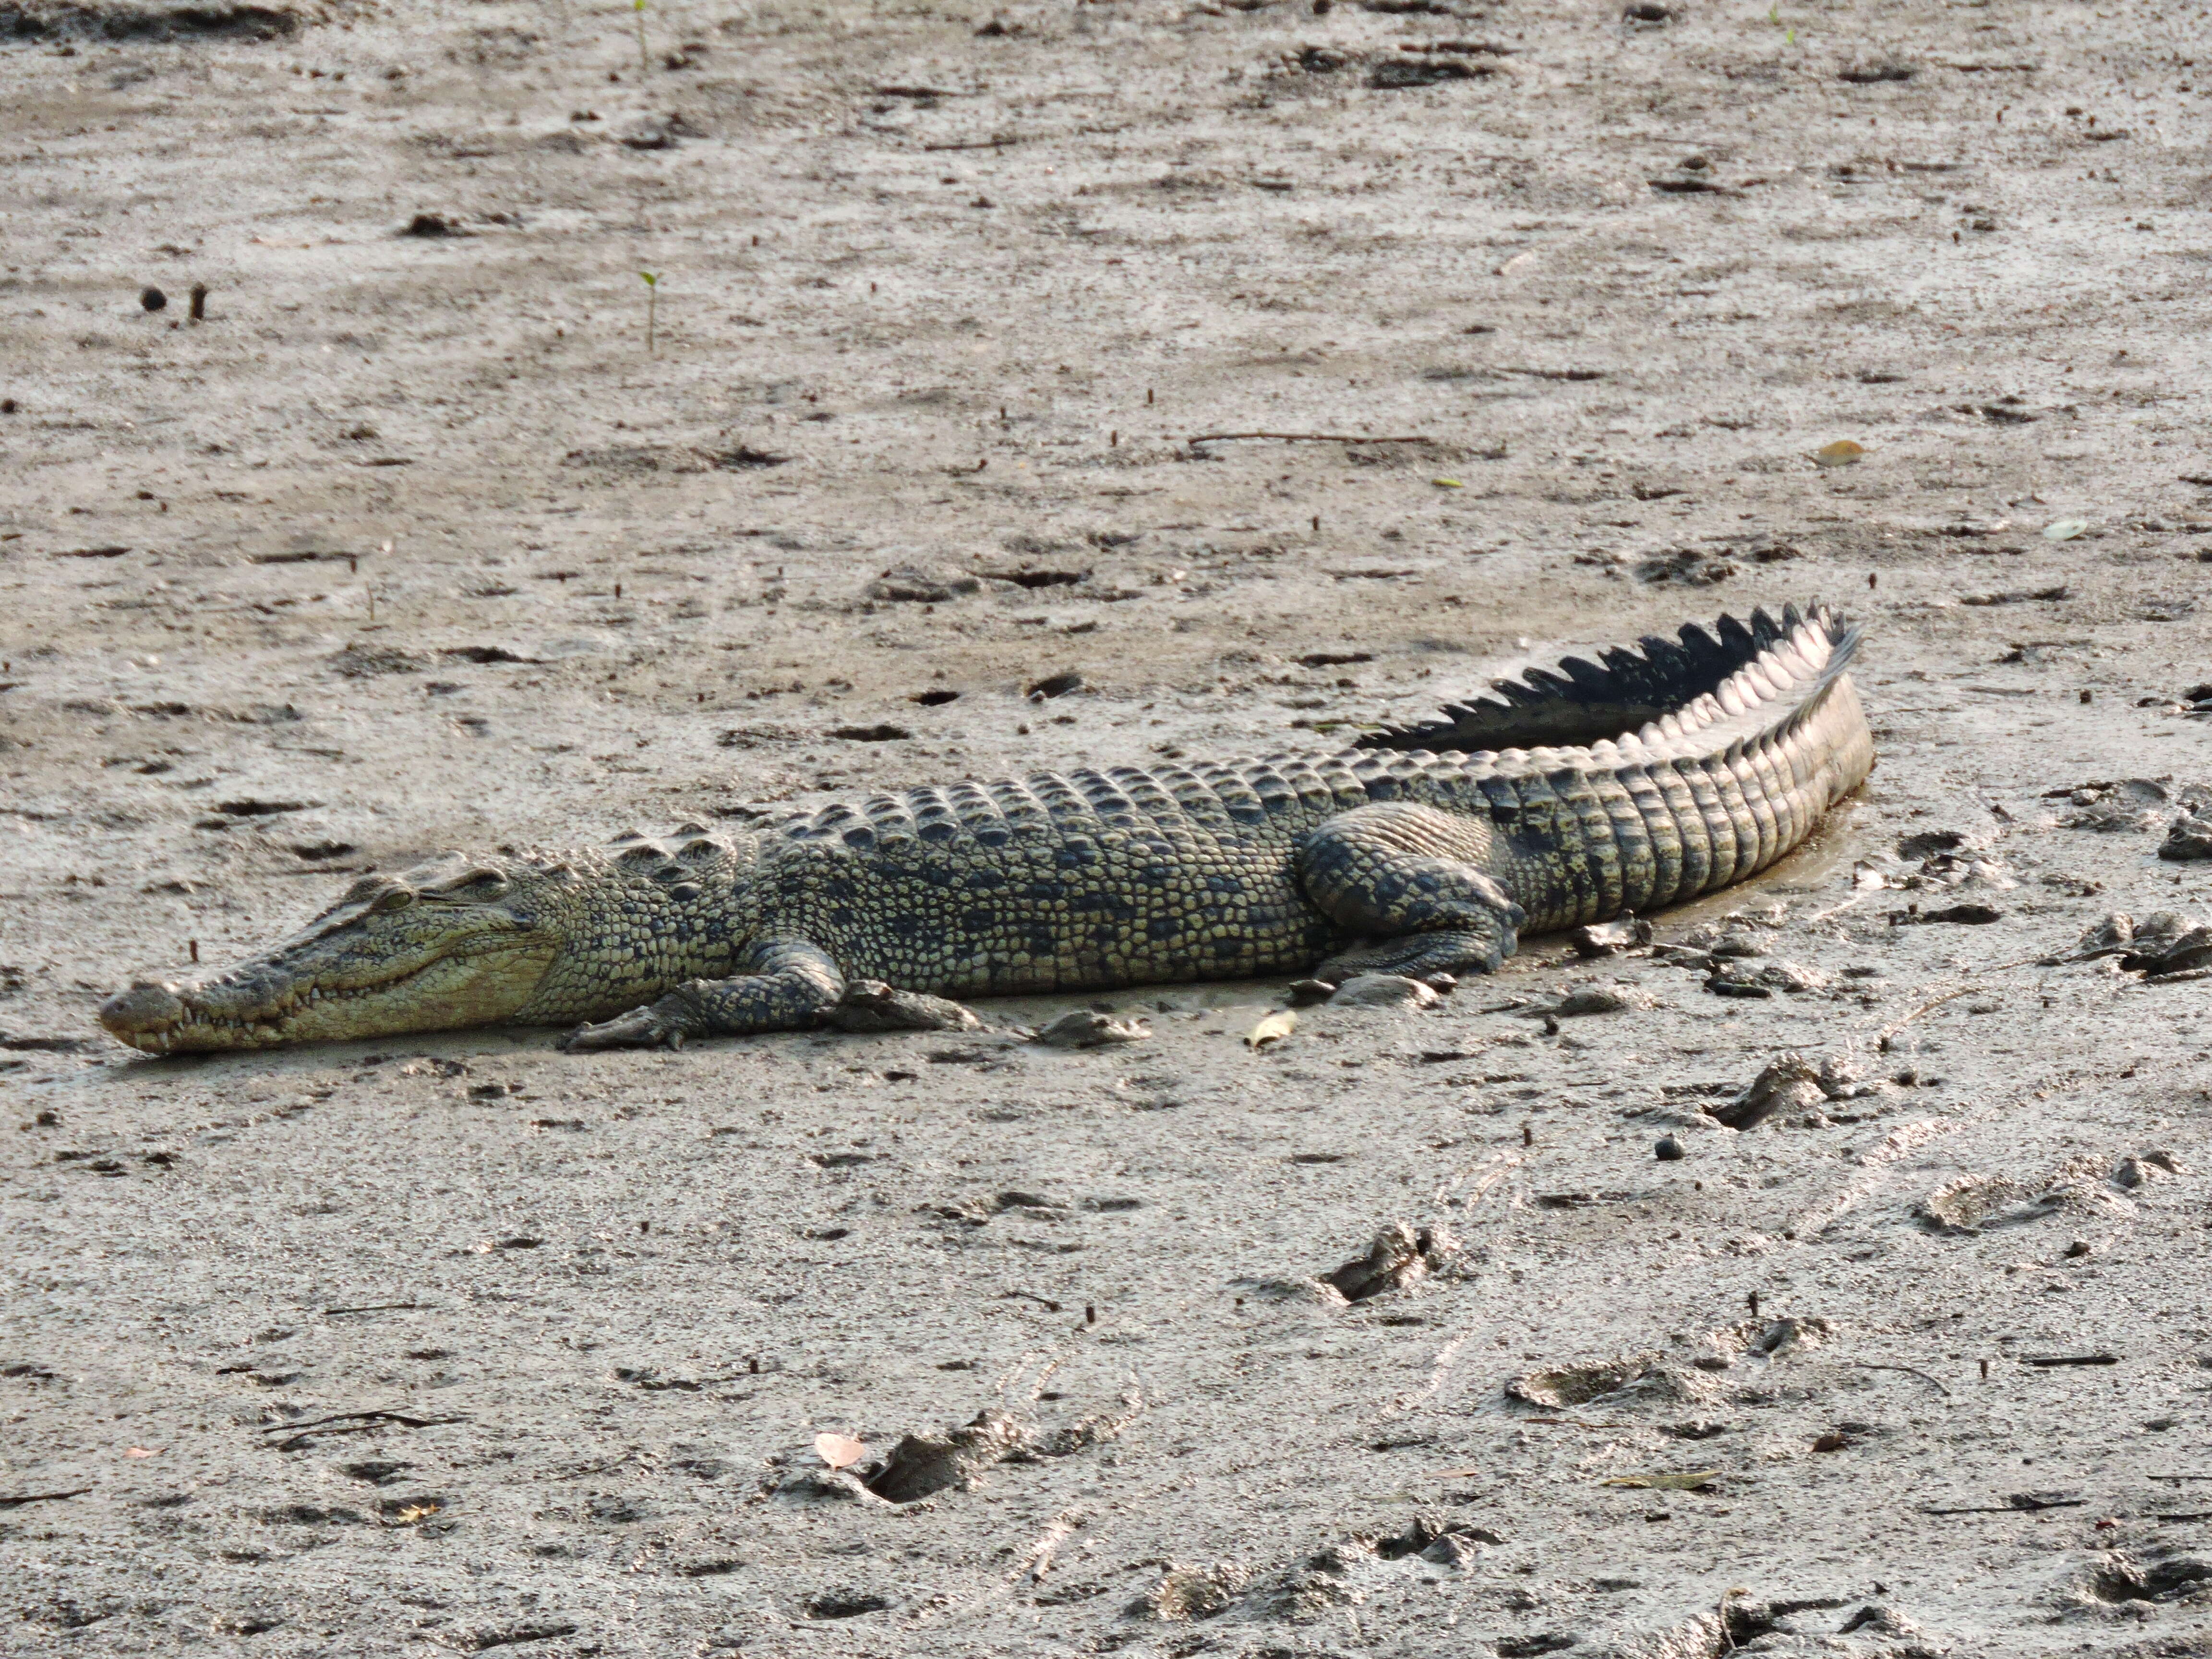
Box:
1327, 974, 1439, 1010
1033, 1010, 1149, 1048
2158, 811, 2212, 862
1569, 915, 1652, 956
1550, 982, 1658, 1017
1655, 1135, 1685, 1161
140, 286, 167, 312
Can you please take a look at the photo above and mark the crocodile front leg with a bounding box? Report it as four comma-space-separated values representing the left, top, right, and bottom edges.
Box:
559, 938, 844, 1051
1297, 801, 1526, 981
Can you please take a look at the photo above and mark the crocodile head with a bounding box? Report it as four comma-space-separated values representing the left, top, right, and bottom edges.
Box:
99, 856, 571, 1054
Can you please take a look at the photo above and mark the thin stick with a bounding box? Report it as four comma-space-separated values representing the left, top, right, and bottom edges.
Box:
1875, 984, 1982, 1051
1851, 1359, 1951, 1396
1185, 431, 1438, 446
259, 1409, 468, 1451
633, 0, 650, 75
639, 271, 659, 355
1804, 891, 1870, 926
924, 136, 1023, 152
0, 1487, 93, 1509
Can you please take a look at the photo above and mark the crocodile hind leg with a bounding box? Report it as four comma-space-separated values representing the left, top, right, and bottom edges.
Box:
1297, 802, 1526, 982
559, 938, 845, 1051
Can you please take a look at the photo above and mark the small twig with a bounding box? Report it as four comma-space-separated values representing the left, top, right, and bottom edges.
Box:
2020, 1353, 2119, 1368
1184, 431, 1438, 446
260, 1409, 468, 1452
323, 1302, 423, 1317
0, 1487, 92, 1509
923, 135, 1024, 151
1922, 1494, 2087, 1515
1804, 891, 1871, 926
1002, 1290, 1063, 1312
1852, 1360, 1951, 1395
1875, 984, 1983, 1051
1919, 1502, 2066, 1515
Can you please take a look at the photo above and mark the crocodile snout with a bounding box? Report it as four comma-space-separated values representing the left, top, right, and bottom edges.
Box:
98, 981, 187, 1038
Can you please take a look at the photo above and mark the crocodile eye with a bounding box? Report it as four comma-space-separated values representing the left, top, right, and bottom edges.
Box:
373, 889, 416, 914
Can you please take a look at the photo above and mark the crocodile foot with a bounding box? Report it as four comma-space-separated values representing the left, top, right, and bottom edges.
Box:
559, 1002, 691, 1052
827, 980, 984, 1034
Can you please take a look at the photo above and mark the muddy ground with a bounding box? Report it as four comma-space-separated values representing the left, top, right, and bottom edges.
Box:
4, 0, 2212, 1652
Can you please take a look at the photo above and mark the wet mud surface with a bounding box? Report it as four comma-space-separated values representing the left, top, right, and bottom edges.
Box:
3, 0, 2212, 1652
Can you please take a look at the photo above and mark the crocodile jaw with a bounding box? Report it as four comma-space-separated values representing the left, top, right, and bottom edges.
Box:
99, 941, 558, 1054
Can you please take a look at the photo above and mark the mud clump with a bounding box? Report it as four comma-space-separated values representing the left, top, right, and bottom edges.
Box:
2083, 1553, 2212, 1604
866, 565, 982, 603
1139, 1562, 1248, 1622
0, 0, 301, 38
1707, 1055, 1873, 1130
862, 1409, 1032, 1503
1322, 1221, 1456, 1303
1508, 1350, 1699, 1410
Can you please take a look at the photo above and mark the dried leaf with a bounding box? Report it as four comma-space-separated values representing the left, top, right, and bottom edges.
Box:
2042, 518, 2089, 541
815, 1432, 870, 1470
1601, 1469, 1720, 1490
391, 1501, 443, 1523
1425, 1465, 1485, 1479
1431, 477, 1464, 489
1245, 1010, 1298, 1050
1813, 440, 1864, 468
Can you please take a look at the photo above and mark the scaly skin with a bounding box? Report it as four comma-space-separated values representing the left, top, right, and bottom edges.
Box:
97, 604, 1873, 1054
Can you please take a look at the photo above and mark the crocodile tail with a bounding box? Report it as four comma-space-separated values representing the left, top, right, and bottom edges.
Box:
1356, 601, 1842, 755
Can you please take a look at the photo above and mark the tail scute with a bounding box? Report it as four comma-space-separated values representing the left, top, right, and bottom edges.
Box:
1355, 601, 1853, 756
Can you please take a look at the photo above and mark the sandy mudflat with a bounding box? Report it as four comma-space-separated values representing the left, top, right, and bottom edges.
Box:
3, 0, 2212, 1652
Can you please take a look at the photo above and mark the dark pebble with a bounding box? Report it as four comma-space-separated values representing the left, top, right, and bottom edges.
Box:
1655, 1135, 1685, 1161
140, 286, 167, 312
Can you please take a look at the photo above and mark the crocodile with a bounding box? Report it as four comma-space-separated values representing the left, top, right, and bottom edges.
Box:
97, 602, 1872, 1055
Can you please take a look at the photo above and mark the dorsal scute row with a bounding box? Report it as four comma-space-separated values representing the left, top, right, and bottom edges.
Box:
606, 824, 730, 881
1357, 602, 1824, 756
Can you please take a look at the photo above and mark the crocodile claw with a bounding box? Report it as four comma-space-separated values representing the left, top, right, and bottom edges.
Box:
560, 1005, 684, 1052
